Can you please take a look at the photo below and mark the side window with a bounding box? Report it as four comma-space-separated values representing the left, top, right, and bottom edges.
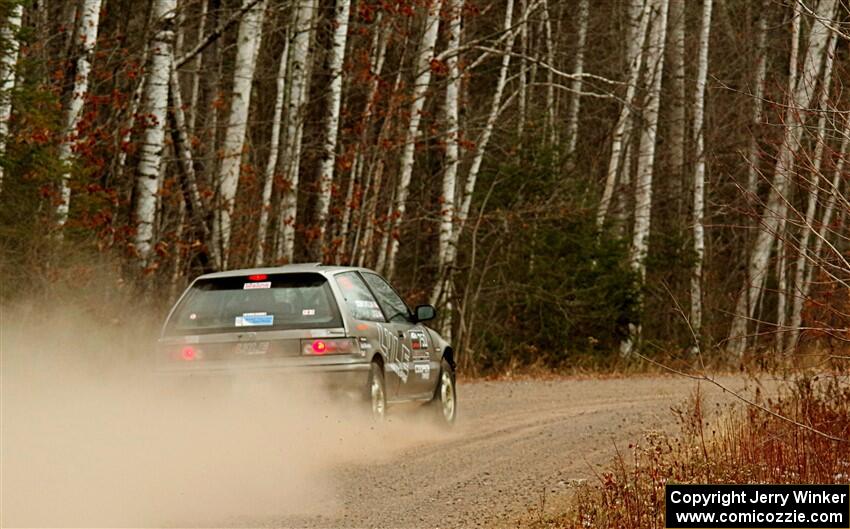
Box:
362, 273, 410, 324
334, 272, 385, 322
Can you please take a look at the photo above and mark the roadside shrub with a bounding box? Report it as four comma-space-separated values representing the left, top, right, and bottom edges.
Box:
540, 375, 850, 529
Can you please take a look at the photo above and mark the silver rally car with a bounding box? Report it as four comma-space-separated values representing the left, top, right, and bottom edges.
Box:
157, 264, 457, 424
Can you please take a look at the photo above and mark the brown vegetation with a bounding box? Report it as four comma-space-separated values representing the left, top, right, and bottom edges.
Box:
540, 375, 850, 529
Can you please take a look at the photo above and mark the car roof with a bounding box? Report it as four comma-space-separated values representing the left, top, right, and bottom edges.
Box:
195, 263, 377, 281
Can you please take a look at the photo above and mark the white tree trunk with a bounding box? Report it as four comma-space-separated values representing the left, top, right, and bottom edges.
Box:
358, 158, 386, 267
432, 0, 462, 301
345, 16, 389, 263
745, 0, 770, 199
667, 0, 686, 212
335, 154, 357, 263
314, 0, 352, 259
542, 0, 555, 146
564, 0, 588, 164
213, 0, 266, 268
690, 0, 713, 353
374, 187, 393, 273
788, 30, 837, 350
726, 0, 837, 356
597, 0, 651, 229
751, 0, 798, 339
433, 0, 517, 305
189, 0, 209, 135
169, 60, 206, 225
56, 0, 103, 228
384, 0, 444, 279
775, 215, 788, 351
621, 0, 668, 356
805, 115, 850, 304
117, 41, 149, 179
0, 2, 22, 192
277, 0, 317, 263
772, 0, 801, 341
517, 0, 528, 138
255, 37, 288, 267
787, 1, 801, 107
133, 0, 176, 264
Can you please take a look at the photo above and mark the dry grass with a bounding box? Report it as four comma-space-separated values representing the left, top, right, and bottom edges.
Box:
536, 373, 850, 529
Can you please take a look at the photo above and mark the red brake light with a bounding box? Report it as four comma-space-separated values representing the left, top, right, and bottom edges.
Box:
248, 274, 268, 281
181, 346, 197, 361
302, 338, 357, 356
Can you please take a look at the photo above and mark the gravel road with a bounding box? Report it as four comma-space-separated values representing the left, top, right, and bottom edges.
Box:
4, 315, 759, 528
274, 374, 751, 528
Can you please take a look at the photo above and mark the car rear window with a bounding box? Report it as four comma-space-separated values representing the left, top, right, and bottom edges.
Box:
164, 273, 342, 335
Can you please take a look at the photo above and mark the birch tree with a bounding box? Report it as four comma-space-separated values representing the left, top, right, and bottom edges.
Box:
517, 0, 528, 138
434, 0, 462, 295
564, 0, 588, 164
690, 0, 713, 353
344, 16, 390, 263
788, 31, 837, 348
726, 0, 837, 356
745, 0, 770, 199
597, 0, 651, 228
255, 37, 288, 267
542, 0, 556, 146
133, 0, 177, 264
313, 0, 352, 259
0, 2, 22, 192
213, 0, 266, 268
431, 0, 518, 306
168, 59, 210, 255
56, 0, 103, 228
384, 0, 443, 278
355, 49, 403, 268
667, 0, 686, 211
772, 0, 801, 351
115, 44, 148, 180
807, 117, 850, 291
277, 0, 317, 263
621, 0, 668, 355
189, 0, 209, 135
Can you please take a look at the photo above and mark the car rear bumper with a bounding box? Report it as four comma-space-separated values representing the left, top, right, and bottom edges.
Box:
155, 358, 371, 390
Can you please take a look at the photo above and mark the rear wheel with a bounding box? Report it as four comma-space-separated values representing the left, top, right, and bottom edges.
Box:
429, 358, 456, 425
367, 362, 386, 421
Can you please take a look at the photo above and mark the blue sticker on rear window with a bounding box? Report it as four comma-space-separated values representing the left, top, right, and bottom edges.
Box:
235, 313, 274, 326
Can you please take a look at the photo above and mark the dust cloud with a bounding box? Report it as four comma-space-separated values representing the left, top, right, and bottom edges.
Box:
1, 299, 448, 527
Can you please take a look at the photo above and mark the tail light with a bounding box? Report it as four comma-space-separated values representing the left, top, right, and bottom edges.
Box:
178, 345, 203, 361
301, 338, 358, 356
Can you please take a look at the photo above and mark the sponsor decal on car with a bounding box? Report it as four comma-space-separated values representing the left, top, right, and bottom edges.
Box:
243, 281, 271, 289
414, 363, 431, 380
235, 313, 274, 326
377, 324, 412, 383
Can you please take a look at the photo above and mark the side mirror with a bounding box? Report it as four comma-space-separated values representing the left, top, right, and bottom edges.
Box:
414, 304, 437, 323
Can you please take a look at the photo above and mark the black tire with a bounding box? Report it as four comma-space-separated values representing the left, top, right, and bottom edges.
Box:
429, 358, 457, 426
367, 362, 387, 421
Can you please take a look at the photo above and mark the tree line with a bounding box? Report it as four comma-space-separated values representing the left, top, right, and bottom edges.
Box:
1, 0, 849, 370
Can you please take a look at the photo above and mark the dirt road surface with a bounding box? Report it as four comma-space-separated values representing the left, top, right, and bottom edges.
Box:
276, 375, 751, 528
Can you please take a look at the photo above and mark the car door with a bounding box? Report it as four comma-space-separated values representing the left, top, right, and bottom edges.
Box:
361, 273, 432, 399
332, 271, 403, 398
